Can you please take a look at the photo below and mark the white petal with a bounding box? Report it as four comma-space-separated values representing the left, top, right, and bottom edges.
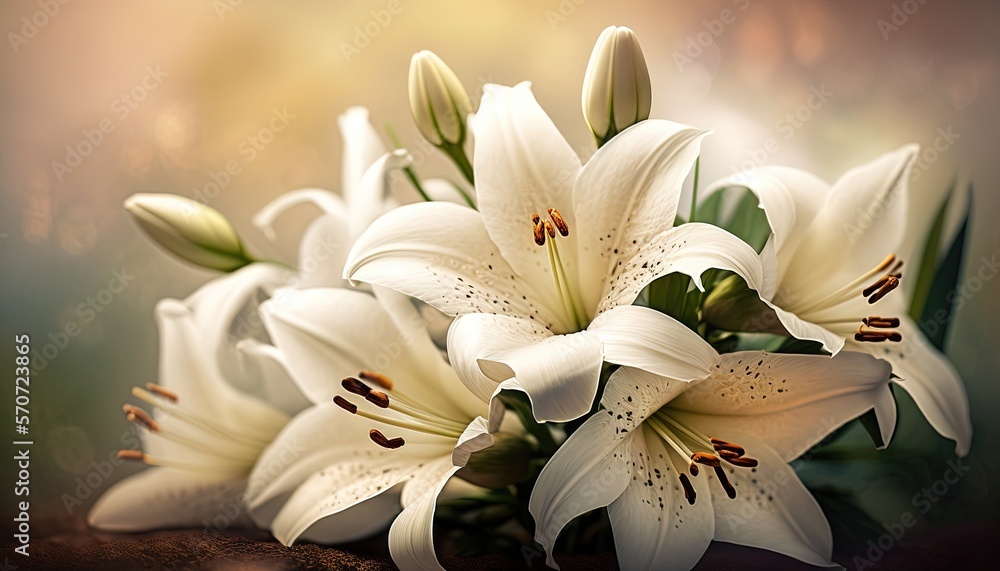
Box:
762, 301, 846, 355
607, 426, 714, 571
389, 461, 461, 571
850, 316, 972, 456
669, 351, 894, 461
451, 416, 495, 468
296, 494, 400, 544
270, 457, 414, 545
338, 106, 387, 207
781, 145, 917, 298
87, 468, 247, 532
153, 299, 288, 438
703, 166, 830, 276
345, 201, 566, 329
474, 82, 582, 315
589, 305, 718, 382
706, 437, 835, 568
251, 188, 347, 242
574, 120, 710, 315
601, 367, 692, 435
471, 320, 605, 423
529, 413, 635, 569
244, 402, 379, 514
297, 212, 353, 288
261, 288, 465, 416
235, 339, 311, 416
596, 223, 765, 315
346, 150, 409, 239
183, 263, 294, 394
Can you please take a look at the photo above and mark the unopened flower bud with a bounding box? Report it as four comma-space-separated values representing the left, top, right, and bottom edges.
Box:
124, 193, 251, 272
408, 50, 473, 147
582, 25, 652, 145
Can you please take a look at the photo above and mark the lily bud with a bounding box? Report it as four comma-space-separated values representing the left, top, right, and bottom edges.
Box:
702, 275, 780, 334
582, 25, 652, 145
408, 50, 473, 147
458, 432, 531, 488
124, 193, 252, 272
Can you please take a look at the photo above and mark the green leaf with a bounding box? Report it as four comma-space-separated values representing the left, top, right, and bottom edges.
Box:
917, 185, 972, 349
908, 182, 953, 321
694, 185, 725, 226
695, 186, 771, 253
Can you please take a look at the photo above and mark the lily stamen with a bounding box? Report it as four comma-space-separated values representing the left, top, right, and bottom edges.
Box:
787, 254, 904, 315
714, 466, 737, 499
369, 429, 405, 449
332, 395, 463, 439
145, 382, 178, 402
866, 276, 900, 304
123, 404, 158, 431
358, 370, 394, 391
863, 316, 901, 328
710, 437, 745, 457
548, 208, 569, 236
679, 473, 697, 505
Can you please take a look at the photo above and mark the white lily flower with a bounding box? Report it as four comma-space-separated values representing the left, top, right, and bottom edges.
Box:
345, 82, 764, 423
530, 313, 896, 570
88, 264, 306, 531
245, 287, 503, 570
703, 146, 972, 456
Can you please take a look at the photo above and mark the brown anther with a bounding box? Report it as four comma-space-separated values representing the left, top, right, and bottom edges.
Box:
365, 390, 390, 409
123, 404, 159, 431
867, 276, 900, 304
689, 463, 700, 477
342, 377, 372, 397
544, 220, 556, 239
854, 330, 903, 343
862, 276, 890, 298
714, 466, 737, 499
531, 214, 546, 246
548, 208, 569, 237
710, 438, 745, 457
117, 450, 145, 461
145, 383, 178, 402
369, 429, 405, 449
863, 316, 901, 328
718, 449, 741, 460
679, 473, 697, 505
691, 452, 722, 468
359, 371, 394, 390
724, 456, 759, 468
333, 395, 358, 414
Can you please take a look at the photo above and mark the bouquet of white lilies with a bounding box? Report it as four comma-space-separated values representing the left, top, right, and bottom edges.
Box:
89, 25, 972, 571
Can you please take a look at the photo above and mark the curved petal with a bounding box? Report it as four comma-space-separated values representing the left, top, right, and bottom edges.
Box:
596, 223, 765, 315
669, 351, 895, 461
347, 150, 408, 240
607, 425, 714, 571
761, 301, 845, 355
589, 305, 718, 382
87, 468, 247, 532
389, 461, 461, 571
235, 339, 311, 416
850, 316, 971, 456
338, 106, 388, 207
297, 212, 353, 288
705, 437, 835, 568
781, 145, 917, 299
253, 188, 347, 241
451, 416, 495, 468
183, 263, 294, 394
574, 120, 710, 315
703, 166, 830, 272
474, 82, 582, 315
529, 413, 635, 569
296, 493, 400, 544
244, 402, 380, 513
270, 457, 416, 546
261, 288, 464, 416
468, 318, 605, 423
345, 201, 567, 330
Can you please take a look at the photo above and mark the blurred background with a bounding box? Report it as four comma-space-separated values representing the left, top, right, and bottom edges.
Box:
1, 0, 998, 566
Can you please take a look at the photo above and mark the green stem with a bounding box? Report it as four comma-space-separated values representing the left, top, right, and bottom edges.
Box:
445, 142, 475, 186
385, 124, 432, 202
689, 156, 701, 223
